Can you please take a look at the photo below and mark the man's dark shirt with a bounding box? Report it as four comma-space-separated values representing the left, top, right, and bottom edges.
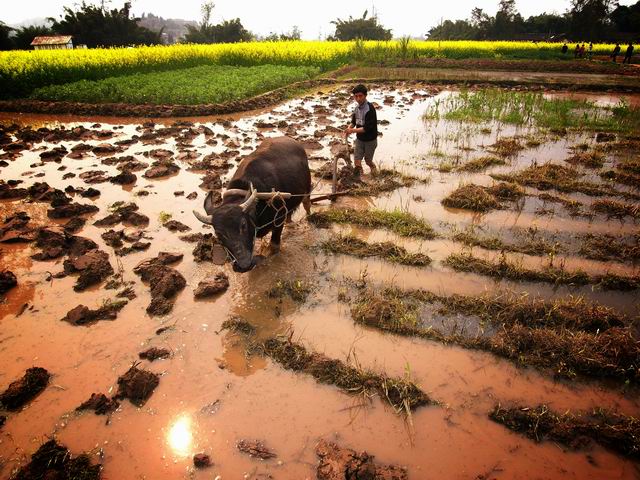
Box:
350, 101, 378, 142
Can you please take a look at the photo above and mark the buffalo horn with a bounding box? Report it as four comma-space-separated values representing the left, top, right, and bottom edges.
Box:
193, 210, 214, 225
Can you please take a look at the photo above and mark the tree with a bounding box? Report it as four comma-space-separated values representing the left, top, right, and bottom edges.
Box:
0, 21, 14, 50
330, 10, 392, 41
184, 2, 252, 43
264, 26, 302, 41
48, 1, 161, 48
427, 20, 479, 40
610, 1, 640, 35
492, 0, 524, 39
569, 0, 615, 40
13, 25, 54, 50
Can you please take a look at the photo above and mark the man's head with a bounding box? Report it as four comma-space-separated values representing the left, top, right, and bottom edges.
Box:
352, 84, 368, 106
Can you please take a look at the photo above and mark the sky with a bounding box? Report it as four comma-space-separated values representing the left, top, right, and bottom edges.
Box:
3, 0, 638, 39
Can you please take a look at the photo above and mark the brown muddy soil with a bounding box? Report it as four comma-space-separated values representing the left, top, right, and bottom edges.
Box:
1, 84, 639, 479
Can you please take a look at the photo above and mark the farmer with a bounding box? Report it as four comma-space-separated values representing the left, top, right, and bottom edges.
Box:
345, 84, 378, 176
623, 42, 634, 64
588, 42, 593, 60
612, 43, 621, 62
561, 43, 568, 55
574, 43, 580, 58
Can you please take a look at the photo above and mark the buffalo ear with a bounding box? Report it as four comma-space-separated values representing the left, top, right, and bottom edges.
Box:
204, 191, 216, 214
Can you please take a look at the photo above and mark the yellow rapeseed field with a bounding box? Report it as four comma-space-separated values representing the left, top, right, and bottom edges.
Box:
0, 40, 618, 99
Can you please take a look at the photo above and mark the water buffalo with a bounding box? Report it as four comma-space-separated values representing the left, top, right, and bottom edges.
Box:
194, 136, 311, 272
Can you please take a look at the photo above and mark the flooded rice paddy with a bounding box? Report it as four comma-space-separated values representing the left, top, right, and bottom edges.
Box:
0, 84, 639, 479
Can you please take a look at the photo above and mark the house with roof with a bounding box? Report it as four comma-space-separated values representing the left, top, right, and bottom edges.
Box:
30, 36, 73, 50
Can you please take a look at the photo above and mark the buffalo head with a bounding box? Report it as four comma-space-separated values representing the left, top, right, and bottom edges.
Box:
193, 188, 258, 272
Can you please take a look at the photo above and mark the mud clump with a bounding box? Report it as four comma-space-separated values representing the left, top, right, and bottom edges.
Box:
490, 404, 640, 459
164, 220, 191, 232
143, 159, 180, 179
76, 393, 120, 415
63, 249, 114, 291
237, 440, 277, 460
194, 272, 229, 298
13, 439, 101, 480
193, 453, 212, 468
94, 202, 149, 228
139, 347, 171, 361
0, 367, 50, 411
0, 270, 17, 295
115, 365, 160, 406
32, 227, 97, 261
192, 233, 222, 262
47, 202, 99, 219
61, 300, 127, 326
133, 253, 186, 315
316, 439, 407, 480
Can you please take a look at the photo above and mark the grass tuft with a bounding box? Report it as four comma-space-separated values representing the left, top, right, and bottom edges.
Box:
320, 234, 432, 266
490, 404, 640, 459
308, 208, 436, 239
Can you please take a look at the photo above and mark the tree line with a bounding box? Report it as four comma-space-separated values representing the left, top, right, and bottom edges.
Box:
0, 1, 396, 50
427, 0, 640, 41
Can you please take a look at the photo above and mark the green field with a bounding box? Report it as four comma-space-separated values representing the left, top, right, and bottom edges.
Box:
0, 40, 622, 101
29, 64, 320, 105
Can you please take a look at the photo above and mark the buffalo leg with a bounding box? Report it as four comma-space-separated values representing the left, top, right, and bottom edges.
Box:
303, 195, 311, 215
270, 225, 283, 253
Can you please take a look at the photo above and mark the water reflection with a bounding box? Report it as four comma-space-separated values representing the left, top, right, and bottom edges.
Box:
167, 414, 193, 457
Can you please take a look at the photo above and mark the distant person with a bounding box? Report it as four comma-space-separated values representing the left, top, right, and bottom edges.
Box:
623, 42, 634, 64
579, 43, 586, 58
588, 42, 593, 59
345, 84, 378, 176
612, 43, 621, 62
561, 43, 568, 55
574, 43, 580, 58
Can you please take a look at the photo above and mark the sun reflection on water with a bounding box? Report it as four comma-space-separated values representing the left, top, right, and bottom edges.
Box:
167, 414, 193, 457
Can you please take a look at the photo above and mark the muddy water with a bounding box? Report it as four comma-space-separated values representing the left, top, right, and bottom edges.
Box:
1, 86, 639, 479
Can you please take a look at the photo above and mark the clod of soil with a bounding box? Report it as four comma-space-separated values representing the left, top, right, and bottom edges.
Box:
490, 404, 640, 459
133, 253, 186, 315
143, 159, 180, 178
63, 249, 114, 291
76, 393, 120, 415
1, 211, 37, 243
110, 171, 137, 185
237, 440, 277, 460
193, 453, 212, 468
163, 220, 191, 232
316, 439, 407, 480
0, 270, 17, 295
47, 202, 100, 219
0, 367, 50, 411
591, 199, 640, 220
194, 272, 229, 298
12, 439, 101, 480
31, 227, 97, 261
192, 233, 222, 262
138, 347, 171, 361
267, 279, 313, 303
61, 300, 127, 326
115, 365, 160, 406
94, 202, 149, 228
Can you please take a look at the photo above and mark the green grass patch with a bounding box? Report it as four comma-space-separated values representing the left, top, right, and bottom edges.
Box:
308, 208, 436, 239
30, 64, 320, 105
320, 234, 432, 266
444, 252, 639, 290
424, 89, 640, 133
